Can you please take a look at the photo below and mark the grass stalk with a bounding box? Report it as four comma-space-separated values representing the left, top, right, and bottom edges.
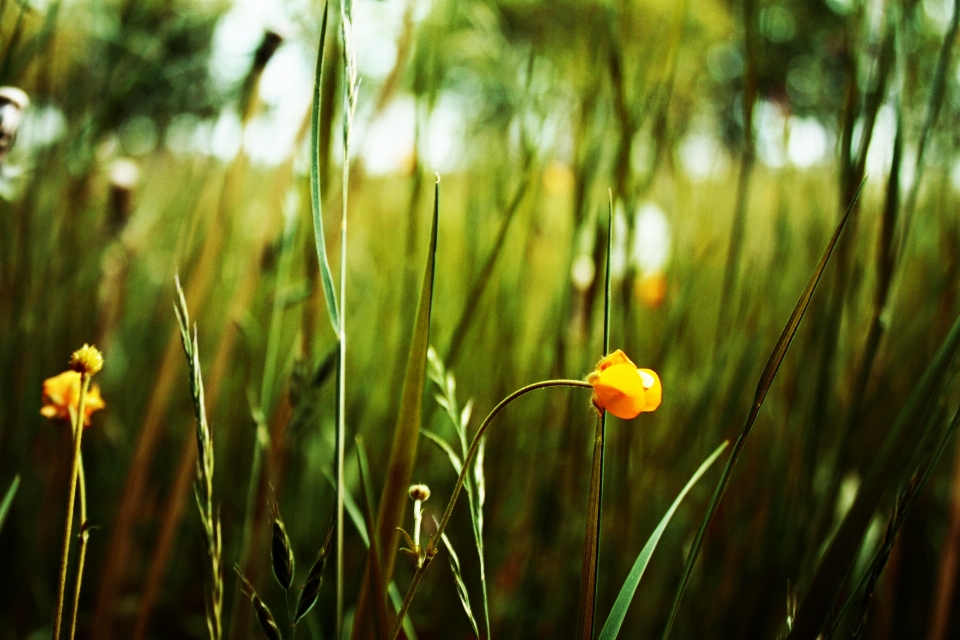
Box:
390, 379, 593, 639
576, 190, 614, 639
335, 2, 361, 636
52, 371, 91, 640
67, 456, 90, 640
174, 276, 223, 640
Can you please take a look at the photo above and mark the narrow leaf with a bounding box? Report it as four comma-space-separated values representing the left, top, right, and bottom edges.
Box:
0, 474, 19, 534
662, 178, 865, 640
352, 179, 441, 639
309, 0, 338, 333
357, 437, 390, 639
599, 442, 729, 640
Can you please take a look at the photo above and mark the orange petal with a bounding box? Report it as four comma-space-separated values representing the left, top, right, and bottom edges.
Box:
592, 362, 646, 419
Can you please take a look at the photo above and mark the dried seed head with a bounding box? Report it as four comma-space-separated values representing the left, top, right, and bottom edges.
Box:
69, 344, 104, 376
408, 484, 431, 502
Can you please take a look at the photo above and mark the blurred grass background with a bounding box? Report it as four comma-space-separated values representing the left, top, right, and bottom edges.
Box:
3, 0, 960, 638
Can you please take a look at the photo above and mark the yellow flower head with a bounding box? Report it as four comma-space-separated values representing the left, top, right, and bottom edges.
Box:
69, 343, 104, 376
586, 349, 661, 420
40, 370, 105, 428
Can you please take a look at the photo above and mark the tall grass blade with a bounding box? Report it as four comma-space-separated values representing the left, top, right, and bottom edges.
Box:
0, 473, 19, 534
661, 178, 865, 640
598, 441, 729, 640
309, 0, 337, 333
357, 436, 390, 640
787, 310, 960, 639
352, 178, 439, 640
576, 192, 615, 640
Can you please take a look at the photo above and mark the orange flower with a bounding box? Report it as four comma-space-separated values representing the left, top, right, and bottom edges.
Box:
40, 370, 105, 428
586, 349, 661, 419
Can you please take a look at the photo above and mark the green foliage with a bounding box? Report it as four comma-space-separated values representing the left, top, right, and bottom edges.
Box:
4, 1, 960, 639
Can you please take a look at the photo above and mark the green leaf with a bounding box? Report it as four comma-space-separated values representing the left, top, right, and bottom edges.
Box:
351, 179, 440, 640
309, 0, 338, 334
0, 474, 20, 534
662, 178, 865, 640
598, 442, 729, 640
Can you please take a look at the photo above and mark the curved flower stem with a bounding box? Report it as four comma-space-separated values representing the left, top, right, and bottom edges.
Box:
52, 372, 90, 640
68, 455, 90, 640
390, 379, 593, 640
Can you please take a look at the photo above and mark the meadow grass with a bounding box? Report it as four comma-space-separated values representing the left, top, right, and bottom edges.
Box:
3, 1, 960, 639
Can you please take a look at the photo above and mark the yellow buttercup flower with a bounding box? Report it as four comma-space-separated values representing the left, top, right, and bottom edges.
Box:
40, 370, 105, 428
586, 349, 661, 419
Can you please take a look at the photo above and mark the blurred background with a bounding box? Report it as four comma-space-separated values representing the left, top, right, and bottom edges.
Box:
3, 0, 960, 638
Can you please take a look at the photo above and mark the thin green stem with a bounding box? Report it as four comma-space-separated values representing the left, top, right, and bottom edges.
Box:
335, 2, 360, 633
52, 372, 90, 640
67, 456, 89, 640
390, 379, 593, 639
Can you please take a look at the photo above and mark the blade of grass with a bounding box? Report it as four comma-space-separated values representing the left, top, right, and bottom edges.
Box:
0, 473, 18, 534
309, 0, 337, 333
599, 441, 729, 640
576, 190, 615, 639
356, 437, 390, 640
787, 309, 960, 639
661, 178, 865, 640
351, 178, 439, 640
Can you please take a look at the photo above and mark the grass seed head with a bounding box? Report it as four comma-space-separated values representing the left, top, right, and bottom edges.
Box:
269, 500, 295, 592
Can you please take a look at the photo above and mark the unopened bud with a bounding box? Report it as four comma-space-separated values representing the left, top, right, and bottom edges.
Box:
408, 484, 430, 502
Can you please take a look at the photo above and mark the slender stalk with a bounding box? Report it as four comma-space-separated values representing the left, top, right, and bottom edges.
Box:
390, 379, 593, 639
52, 372, 90, 640
67, 456, 90, 640
335, 3, 360, 635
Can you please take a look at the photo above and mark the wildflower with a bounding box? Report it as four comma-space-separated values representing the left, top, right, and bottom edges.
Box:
69, 343, 104, 376
40, 371, 105, 428
586, 349, 661, 420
